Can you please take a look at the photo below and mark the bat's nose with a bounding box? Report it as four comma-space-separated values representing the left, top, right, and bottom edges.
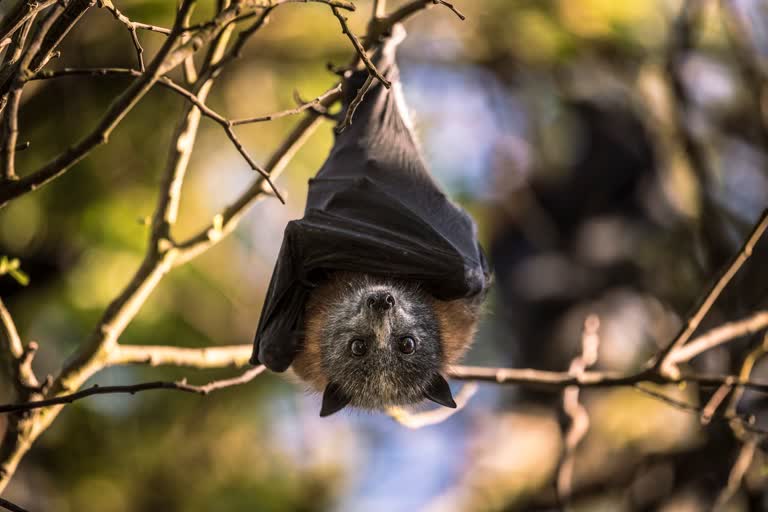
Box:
366, 291, 395, 312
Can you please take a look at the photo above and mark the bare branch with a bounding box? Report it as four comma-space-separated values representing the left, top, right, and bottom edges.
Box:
366, 0, 464, 47
387, 383, 477, 429
0, 496, 29, 512
0, 298, 23, 361
151, 11, 236, 240
633, 384, 767, 436
174, 110, 330, 265
179, 1, 198, 84
109, 344, 252, 369
434, 0, 465, 20
666, 310, 768, 366
379, 0, 463, 27
97, 0, 167, 71
726, 333, 768, 438
557, 314, 600, 503
231, 84, 342, 125
0, 366, 265, 414
26, 0, 95, 74
0, 8, 36, 117
337, 73, 373, 132
655, 209, 768, 376
0, 88, 22, 181
713, 438, 759, 509
0, 0, 250, 208
0, 0, 56, 49
700, 378, 734, 425
330, 5, 391, 88
223, 123, 286, 203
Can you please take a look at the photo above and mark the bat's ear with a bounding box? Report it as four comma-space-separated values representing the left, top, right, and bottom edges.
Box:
423, 374, 457, 409
320, 382, 352, 417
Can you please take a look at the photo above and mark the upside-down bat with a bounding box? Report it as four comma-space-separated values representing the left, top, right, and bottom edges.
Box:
251, 26, 491, 417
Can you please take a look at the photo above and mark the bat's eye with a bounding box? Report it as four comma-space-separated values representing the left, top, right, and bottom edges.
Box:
350, 339, 368, 357
398, 337, 415, 354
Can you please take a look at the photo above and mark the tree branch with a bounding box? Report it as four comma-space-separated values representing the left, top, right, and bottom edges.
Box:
557, 314, 600, 504
0, 0, 56, 51
0, 366, 265, 414
666, 310, 768, 366
109, 344, 252, 369
0, 0, 253, 208
654, 209, 768, 376
330, 5, 391, 88
386, 383, 477, 429
337, 73, 373, 132
0, 496, 28, 512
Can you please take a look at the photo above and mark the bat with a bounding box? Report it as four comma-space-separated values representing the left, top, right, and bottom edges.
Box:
251, 26, 491, 417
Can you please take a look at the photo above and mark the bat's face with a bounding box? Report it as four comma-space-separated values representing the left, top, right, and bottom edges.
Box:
308, 274, 456, 416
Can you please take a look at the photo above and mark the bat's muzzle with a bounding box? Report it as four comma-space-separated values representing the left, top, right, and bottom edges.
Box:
365, 291, 395, 312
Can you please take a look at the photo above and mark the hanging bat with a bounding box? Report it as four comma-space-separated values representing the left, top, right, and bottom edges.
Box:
251, 26, 491, 417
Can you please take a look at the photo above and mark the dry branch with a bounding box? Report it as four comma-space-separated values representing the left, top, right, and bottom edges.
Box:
338, 73, 373, 132
331, 5, 390, 88
387, 383, 477, 429
0, 0, 55, 49
0, 366, 265, 414
0, 496, 28, 512
557, 314, 600, 503
655, 209, 768, 376
109, 344, 252, 369
0, 0, 255, 208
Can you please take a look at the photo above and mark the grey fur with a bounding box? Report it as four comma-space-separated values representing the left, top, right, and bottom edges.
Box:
317, 274, 445, 410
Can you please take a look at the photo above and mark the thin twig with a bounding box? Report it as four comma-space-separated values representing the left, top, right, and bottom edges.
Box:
97, 0, 162, 71
387, 382, 477, 429
27, 65, 285, 203
231, 84, 342, 125
713, 438, 759, 510
179, 1, 198, 84
173, 110, 329, 265
557, 315, 600, 503
27, 0, 95, 74
633, 384, 767, 436
0, 497, 29, 512
666, 310, 768, 366
0, 366, 265, 414
0, 298, 23, 360
337, 73, 373, 131
700, 378, 734, 425
0, 0, 56, 48
726, 333, 768, 438
435, 0, 464, 19
655, 209, 768, 376
0, 0, 251, 208
330, 5, 391, 88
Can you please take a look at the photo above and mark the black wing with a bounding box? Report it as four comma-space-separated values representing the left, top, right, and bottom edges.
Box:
252, 26, 490, 371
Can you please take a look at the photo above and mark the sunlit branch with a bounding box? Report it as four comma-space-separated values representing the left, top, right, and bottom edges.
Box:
109, 344, 252, 369
387, 383, 478, 429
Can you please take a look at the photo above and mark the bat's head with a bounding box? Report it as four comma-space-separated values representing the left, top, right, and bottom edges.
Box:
301, 273, 457, 416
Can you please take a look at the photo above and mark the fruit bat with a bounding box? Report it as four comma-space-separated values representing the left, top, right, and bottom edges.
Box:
251, 26, 491, 416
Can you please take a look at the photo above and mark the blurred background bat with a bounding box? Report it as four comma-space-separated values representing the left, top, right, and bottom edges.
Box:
251, 26, 491, 417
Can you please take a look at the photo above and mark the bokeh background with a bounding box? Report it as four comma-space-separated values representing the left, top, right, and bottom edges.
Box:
3, 0, 768, 509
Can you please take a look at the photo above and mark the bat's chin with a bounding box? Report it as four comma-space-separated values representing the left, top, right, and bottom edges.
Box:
341, 370, 440, 410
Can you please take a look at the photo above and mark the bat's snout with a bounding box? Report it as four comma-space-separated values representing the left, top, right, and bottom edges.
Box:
365, 291, 395, 312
